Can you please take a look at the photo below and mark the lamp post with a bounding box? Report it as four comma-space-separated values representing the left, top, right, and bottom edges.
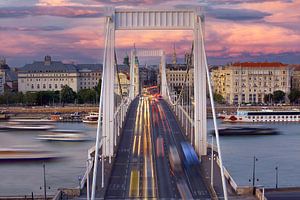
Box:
210, 135, 214, 188
40, 164, 51, 200
43, 164, 47, 200
249, 156, 258, 195
275, 166, 278, 189
86, 158, 92, 200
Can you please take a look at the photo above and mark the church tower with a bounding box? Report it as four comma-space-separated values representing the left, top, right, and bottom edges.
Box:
172, 43, 177, 65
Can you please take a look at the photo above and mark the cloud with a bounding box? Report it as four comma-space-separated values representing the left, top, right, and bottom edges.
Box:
91, 0, 172, 6
0, 6, 104, 18
0, 26, 65, 32
207, 7, 271, 21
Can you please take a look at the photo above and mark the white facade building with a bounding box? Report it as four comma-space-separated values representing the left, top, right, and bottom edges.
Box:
18, 56, 102, 93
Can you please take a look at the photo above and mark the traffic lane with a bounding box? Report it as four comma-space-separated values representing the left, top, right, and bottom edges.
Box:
128, 98, 144, 198
266, 192, 300, 200
150, 100, 178, 198
105, 98, 139, 199
160, 99, 211, 199
142, 97, 156, 198
156, 100, 192, 199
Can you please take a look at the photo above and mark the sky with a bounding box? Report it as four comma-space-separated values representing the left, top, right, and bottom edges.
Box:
0, 0, 299, 67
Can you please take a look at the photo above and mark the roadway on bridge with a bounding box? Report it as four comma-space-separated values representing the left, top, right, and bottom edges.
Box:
105, 97, 211, 199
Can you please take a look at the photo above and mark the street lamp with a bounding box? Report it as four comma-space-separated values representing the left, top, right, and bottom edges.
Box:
210, 135, 214, 188
40, 164, 51, 200
86, 158, 92, 200
275, 166, 279, 189
249, 156, 259, 195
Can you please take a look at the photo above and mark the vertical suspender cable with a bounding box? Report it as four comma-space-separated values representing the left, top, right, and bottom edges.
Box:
199, 17, 228, 200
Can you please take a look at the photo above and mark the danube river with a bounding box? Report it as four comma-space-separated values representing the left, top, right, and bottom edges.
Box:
1, 120, 300, 195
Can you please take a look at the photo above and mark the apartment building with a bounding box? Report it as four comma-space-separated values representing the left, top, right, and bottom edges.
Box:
211, 62, 292, 104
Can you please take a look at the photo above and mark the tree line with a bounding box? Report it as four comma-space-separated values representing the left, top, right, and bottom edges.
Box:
0, 83, 101, 106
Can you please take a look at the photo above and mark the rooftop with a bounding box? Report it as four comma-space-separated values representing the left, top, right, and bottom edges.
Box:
231, 62, 288, 68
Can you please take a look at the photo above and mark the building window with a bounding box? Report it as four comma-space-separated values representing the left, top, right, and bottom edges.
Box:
31, 84, 34, 89
55, 84, 57, 89
37, 84, 40, 89
43, 84, 46, 89
49, 84, 52, 89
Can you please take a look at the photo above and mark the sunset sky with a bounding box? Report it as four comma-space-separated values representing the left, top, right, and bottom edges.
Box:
0, 0, 299, 67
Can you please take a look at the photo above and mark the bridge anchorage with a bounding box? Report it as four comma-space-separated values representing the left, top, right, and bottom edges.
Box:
86, 7, 228, 200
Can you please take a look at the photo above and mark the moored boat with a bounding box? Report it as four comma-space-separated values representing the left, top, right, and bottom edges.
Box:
82, 112, 99, 124
222, 109, 300, 123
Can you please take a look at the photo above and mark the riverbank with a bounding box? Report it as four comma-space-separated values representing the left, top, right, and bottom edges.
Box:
2, 104, 300, 115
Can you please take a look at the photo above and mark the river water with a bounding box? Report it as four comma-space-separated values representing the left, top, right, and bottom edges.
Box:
0, 120, 300, 195
0, 122, 96, 196
208, 120, 300, 188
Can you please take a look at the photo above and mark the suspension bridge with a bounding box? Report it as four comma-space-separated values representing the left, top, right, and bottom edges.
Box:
78, 8, 229, 200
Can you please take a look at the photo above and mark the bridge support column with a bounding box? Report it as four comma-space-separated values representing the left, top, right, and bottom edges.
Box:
129, 50, 136, 100
102, 16, 115, 161
193, 15, 207, 156
161, 52, 167, 98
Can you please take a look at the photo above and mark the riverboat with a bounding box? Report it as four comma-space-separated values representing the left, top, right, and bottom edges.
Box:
223, 109, 300, 123
36, 133, 91, 142
82, 112, 98, 124
36, 129, 91, 142
210, 126, 279, 136
0, 119, 55, 131
0, 148, 60, 161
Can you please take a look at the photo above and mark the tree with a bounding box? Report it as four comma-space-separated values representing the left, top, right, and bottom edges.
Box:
24, 91, 38, 105
288, 89, 300, 104
94, 80, 101, 102
61, 85, 76, 104
264, 93, 273, 104
78, 89, 97, 104
273, 90, 285, 103
213, 93, 225, 104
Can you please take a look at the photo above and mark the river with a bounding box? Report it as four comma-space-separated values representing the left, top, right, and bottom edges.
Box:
1, 120, 300, 195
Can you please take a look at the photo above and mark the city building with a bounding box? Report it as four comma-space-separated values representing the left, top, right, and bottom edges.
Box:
211, 62, 292, 104
18, 56, 102, 93
163, 45, 194, 95
0, 57, 18, 93
166, 64, 194, 95
290, 65, 300, 91
0, 71, 4, 94
116, 71, 130, 96
76, 64, 102, 90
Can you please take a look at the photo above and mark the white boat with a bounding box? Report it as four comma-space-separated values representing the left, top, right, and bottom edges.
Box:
0, 119, 56, 130
223, 109, 300, 123
36, 133, 91, 142
0, 148, 61, 161
82, 112, 99, 124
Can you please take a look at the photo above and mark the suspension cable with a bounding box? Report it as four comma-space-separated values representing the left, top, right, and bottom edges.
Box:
167, 43, 194, 106
114, 50, 124, 99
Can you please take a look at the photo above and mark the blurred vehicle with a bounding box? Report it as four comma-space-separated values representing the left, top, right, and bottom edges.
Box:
156, 136, 164, 157
169, 146, 182, 172
180, 142, 200, 169
177, 180, 193, 200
